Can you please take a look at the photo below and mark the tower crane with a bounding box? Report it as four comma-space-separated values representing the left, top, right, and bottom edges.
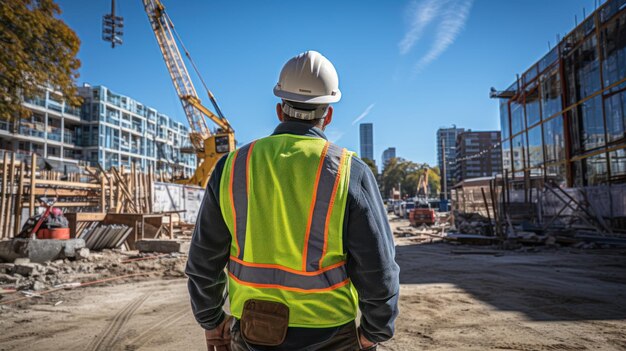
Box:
104, 0, 235, 188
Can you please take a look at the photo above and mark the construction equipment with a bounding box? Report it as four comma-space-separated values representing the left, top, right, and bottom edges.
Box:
18, 197, 70, 240
409, 166, 436, 227
105, 0, 235, 188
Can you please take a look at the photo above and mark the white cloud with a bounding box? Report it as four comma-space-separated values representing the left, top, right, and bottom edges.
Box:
398, 0, 473, 72
398, 0, 442, 55
414, 0, 473, 72
351, 103, 375, 125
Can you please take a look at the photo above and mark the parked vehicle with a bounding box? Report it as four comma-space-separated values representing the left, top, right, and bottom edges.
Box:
409, 199, 436, 226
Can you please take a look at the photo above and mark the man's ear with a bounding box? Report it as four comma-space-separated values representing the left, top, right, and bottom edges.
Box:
276, 103, 284, 122
322, 106, 333, 129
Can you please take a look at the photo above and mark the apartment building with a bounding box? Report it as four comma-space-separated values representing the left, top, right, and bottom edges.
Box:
436, 125, 465, 196
0, 85, 196, 177
455, 131, 502, 182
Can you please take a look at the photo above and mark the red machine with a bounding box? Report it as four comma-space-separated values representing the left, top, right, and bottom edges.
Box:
18, 197, 70, 240
409, 204, 436, 227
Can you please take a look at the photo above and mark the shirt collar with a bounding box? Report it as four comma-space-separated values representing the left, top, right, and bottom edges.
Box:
271, 121, 328, 140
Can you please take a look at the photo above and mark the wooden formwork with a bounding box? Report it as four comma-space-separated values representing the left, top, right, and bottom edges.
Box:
0, 151, 158, 239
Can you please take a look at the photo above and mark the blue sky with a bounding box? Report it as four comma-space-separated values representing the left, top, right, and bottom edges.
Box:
57, 0, 600, 166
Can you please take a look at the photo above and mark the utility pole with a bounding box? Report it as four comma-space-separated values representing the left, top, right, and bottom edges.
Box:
102, 0, 124, 48
441, 138, 447, 201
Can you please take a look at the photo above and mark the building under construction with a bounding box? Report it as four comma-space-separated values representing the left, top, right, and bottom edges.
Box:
458, 0, 626, 235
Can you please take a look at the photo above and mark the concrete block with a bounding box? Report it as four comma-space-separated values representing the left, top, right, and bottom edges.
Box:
14, 263, 40, 276
135, 240, 190, 254
75, 248, 90, 260
0, 239, 86, 263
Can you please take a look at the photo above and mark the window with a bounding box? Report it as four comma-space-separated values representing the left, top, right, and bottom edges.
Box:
604, 89, 626, 142
525, 82, 541, 127
609, 149, 626, 182
500, 98, 510, 139
565, 35, 600, 105
543, 115, 565, 163
527, 125, 544, 168
587, 153, 609, 186
564, 35, 602, 106
512, 133, 527, 173
511, 100, 525, 135
601, 10, 626, 88
568, 95, 605, 154
540, 67, 563, 119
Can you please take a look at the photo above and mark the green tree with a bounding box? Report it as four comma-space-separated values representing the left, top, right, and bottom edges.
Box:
380, 158, 441, 198
0, 0, 81, 121
362, 157, 378, 178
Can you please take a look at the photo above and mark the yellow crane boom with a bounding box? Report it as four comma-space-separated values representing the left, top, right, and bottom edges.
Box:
142, 0, 234, 187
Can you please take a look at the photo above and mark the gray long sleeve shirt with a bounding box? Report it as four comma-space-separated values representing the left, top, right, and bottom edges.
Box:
185, 121, 400, 347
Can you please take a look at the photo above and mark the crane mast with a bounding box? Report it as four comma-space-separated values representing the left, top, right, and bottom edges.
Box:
140, 0, 235, 187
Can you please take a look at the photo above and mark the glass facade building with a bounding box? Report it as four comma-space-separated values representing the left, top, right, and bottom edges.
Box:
359, 123, 374, 161
495, 0, 626, 187
0, 85, 196, 177
381, 147, 396, 167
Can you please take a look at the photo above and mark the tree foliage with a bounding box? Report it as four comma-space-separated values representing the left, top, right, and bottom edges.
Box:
380, 157, 440, 198
362, 157, 378, 178
0, 0, 81, 121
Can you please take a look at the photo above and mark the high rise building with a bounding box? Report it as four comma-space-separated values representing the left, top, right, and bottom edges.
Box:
492, 0, 626, 188
455, 131, 502, 182
381, 147, 396, 167
359, 123, 374, 161
0, 84, 196, 177
437, 126, 465, 196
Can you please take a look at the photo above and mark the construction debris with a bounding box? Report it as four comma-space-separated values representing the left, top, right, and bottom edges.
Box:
0, 250, 186, 296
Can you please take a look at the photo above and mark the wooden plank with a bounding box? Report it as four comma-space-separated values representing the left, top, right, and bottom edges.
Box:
29, 153, 37, 216
14, 163, 25, 237
108, 176, 114, 212
0, 152, 7, 238
5, 153, 16, 237
100, 176, 106, 213
33, 188, 94, 196
31, 179, 102, 189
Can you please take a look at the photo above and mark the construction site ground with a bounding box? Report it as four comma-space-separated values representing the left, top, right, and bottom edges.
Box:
1, 216, 625, 351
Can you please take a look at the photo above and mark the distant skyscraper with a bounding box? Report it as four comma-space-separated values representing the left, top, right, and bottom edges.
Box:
382, 147, 396, 166
437, 126, 465, 197
359, 123, 374, 161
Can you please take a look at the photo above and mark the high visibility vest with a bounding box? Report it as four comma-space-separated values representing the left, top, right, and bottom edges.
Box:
219, 134, 358, 328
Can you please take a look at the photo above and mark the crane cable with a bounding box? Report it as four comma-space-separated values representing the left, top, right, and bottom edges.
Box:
163, 12, 228, 123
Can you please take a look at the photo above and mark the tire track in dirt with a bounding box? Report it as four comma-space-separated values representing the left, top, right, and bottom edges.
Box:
87, 294, 150, 351
121, 309, 188, 351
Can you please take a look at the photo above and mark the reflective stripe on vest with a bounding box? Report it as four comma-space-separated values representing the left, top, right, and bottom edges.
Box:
228, 141, 348, 291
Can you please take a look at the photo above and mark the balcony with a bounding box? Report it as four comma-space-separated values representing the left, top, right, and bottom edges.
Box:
25, 96, 46, 107
19, 122, 46, 139
64, 105, 81, 117
47, 127, 62, 142
47, 101, 63, 113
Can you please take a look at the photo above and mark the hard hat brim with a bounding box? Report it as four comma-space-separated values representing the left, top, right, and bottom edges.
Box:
274, 86, 341, 104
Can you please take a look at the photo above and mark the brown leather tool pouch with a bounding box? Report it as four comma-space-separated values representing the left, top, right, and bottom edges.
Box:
240, 299, 289, 346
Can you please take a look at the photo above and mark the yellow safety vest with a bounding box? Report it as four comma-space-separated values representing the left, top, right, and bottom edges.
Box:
219, 134, 358, 328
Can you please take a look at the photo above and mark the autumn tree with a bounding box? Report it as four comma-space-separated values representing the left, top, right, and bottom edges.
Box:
0, 0, 81, 121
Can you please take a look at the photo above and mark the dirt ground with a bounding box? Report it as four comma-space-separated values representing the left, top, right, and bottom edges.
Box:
1, 218, 625, 351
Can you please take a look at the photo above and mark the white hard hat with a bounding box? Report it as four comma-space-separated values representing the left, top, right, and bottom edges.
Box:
274, 51, 341, 104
